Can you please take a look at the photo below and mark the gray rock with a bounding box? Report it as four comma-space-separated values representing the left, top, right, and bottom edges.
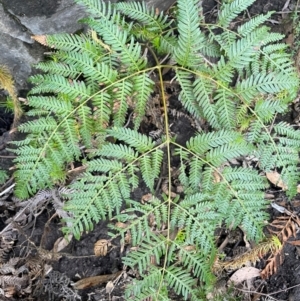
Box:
0, 0, 87, 91
0, 0, 175, 92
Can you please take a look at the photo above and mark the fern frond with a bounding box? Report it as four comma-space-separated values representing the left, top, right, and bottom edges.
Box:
214, 88, 236, 129
236, 72, 296, 104
237, 11, 273, 37
125, 266, 165, 300
27, 96, 73, 116
111, 79, 133, 126
29, 74, 90, 99
95, 144, 138, 161
174, 0, 205, 67
123, 234, 166, 275
187, 130, 243, 155
107, 127, 155, 152
193, 76, 219, 128
274, 121, 300, 139
158, 33, 177, 54
115, 2, 171, 32
92, 92, 112, 133
75, 0, 112, 18
58, 51, 118, 86
213, 31, 236, 53
84, 18, 147, 71
176, 242, 216, 283
218, 0, 256, 28
175, 70, 201, 118
11, 0, 300, 299
165, 266, 198, 300
88, 158, 123, 173
254, 99, 286, 123
226, 27, 269, 70
77, 105, 94, 147
131, 73, 154, 129
140, 149, 163, 191
18, 117, 57, 134
45, 34, 103, 60
35, 61, 79, 78
63, 171, 128, 238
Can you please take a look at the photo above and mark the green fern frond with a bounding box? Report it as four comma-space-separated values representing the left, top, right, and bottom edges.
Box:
18, 117, 57, 134
165, 266, 198, 300
59, 52, 118, 86
140, 149, 163, 191
226, 27, 269, 70
95, 144, 138, 161
213, 31, 236, 53
214, 88, 236, 129
187, 130, 243, 154
46, 33, 103, 60
193, 76, 219, 128
176, 243, 215, 283
27, 96, 73, 115
131, 73, 154, 129
111, 80, 133, 126
77, 105, 94, 147
11, 0, 300, 299
125, 266, 165, 300
115, 1, 172, 32
85, 18, 147, 71
0, 169, 8, 184
107, 127, 155, 152
155, 33, 176, 54
29, 74, 90, 99
123, 234, 166, 275
254, 98, 286, 122
175, 70, 201, 118
92, 92, 112, 134
35, 61, 79, 78
237, 11, 273, 37
218, 0, 256, 28
174, 0, 205, 67
74, 0, 112, 19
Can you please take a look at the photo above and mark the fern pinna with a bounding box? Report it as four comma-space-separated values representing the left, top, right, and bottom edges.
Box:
11, 0, 299, 299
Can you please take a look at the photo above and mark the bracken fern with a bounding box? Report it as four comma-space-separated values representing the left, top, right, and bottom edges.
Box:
11, 0, 300, 299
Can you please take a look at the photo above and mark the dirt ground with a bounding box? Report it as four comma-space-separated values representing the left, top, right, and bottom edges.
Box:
1, 0, 300, 300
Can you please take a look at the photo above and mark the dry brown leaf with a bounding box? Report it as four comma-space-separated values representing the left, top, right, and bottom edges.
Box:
141, 193, 153, 204
94, 239, 110, 257
268, 216, 298, 242
260, 251, 283, 279
31, 35, 49, 46
213, 169, 222, 183
106, 281, 114, 294
52, 234, 72, 253
115, 222, 127, 229
266, 171, 288, 190
229, 267, 261, 284
161, 180, 177, 197
73, 271, 122, 290
183, 245, 196, 252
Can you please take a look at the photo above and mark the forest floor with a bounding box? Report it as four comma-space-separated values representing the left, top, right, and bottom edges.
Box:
1, 0, 300, 300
